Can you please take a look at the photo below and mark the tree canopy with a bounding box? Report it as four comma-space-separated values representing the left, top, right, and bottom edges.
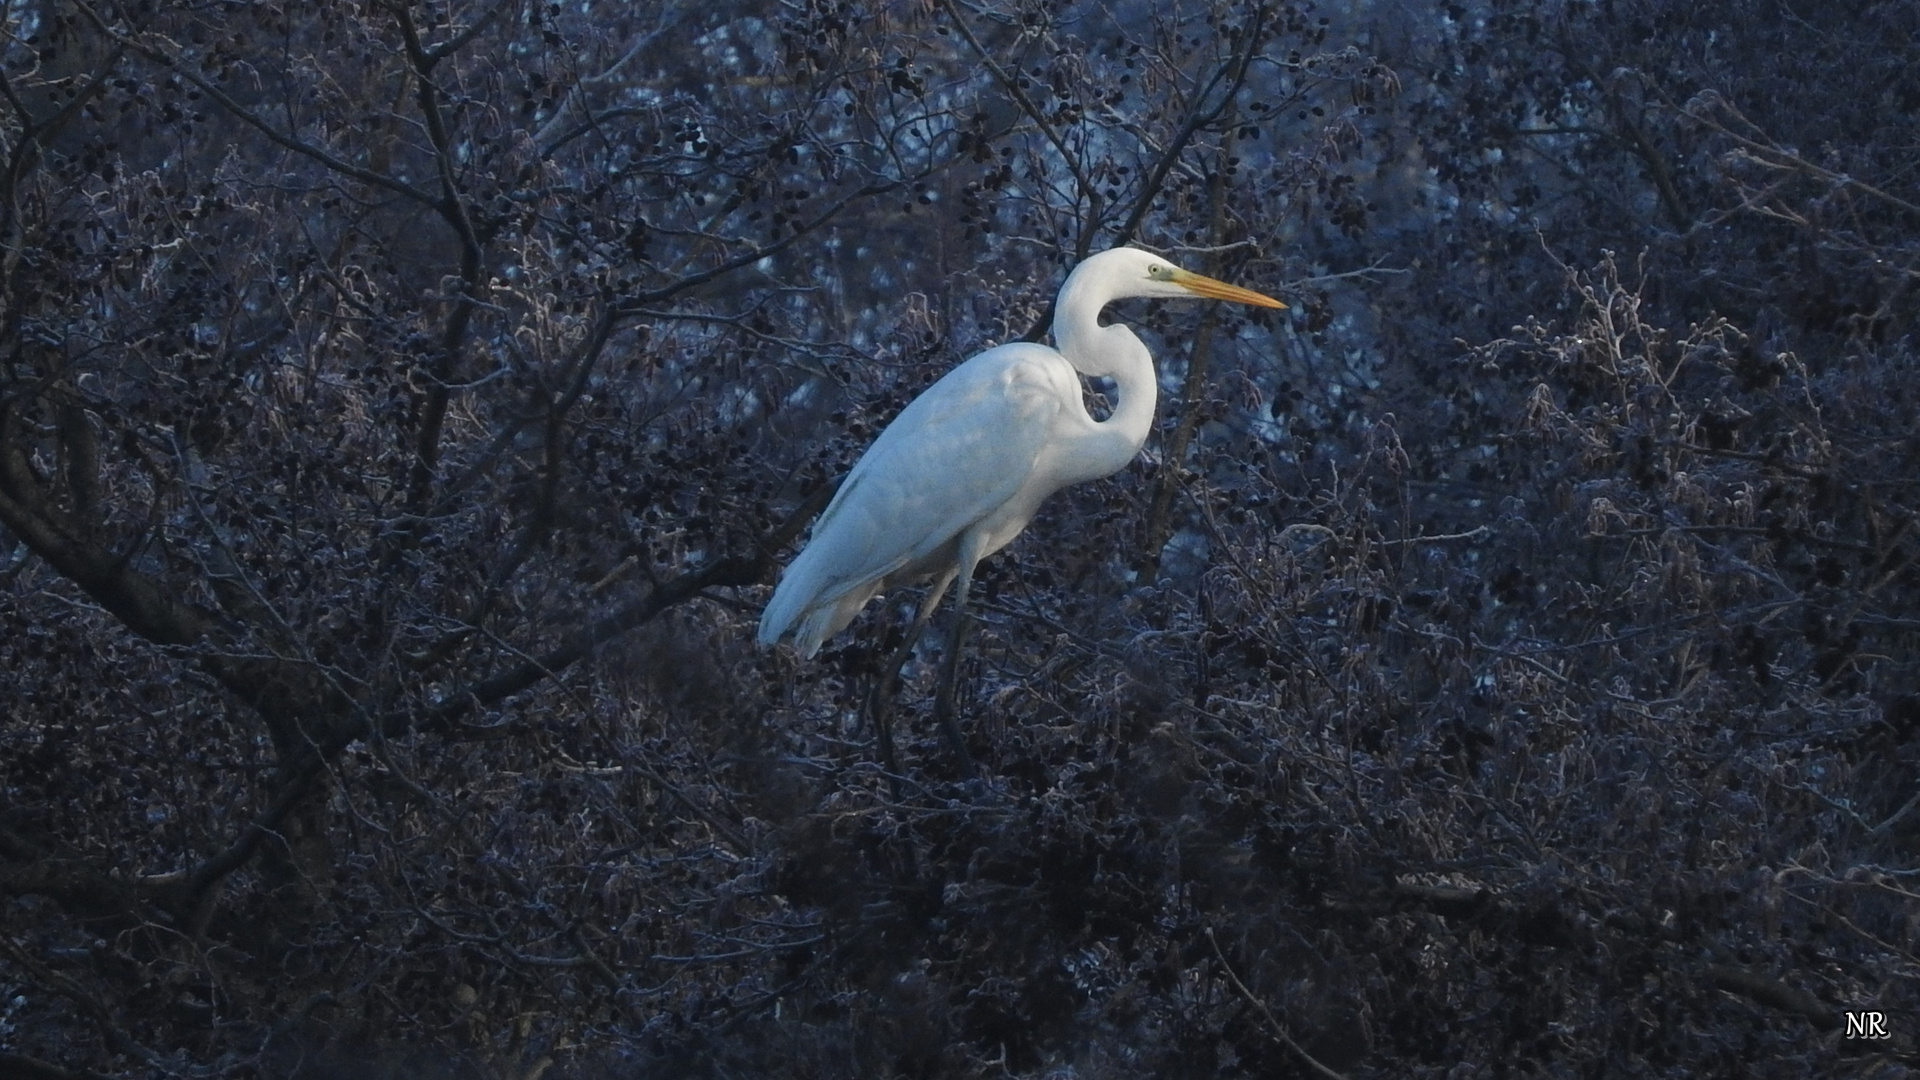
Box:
2, 0, 1915, 1075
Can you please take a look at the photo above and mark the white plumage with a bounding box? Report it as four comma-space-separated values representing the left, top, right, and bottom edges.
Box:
759, 247, 1284, 657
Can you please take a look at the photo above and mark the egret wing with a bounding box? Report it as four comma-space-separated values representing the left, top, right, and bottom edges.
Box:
759, 344, 1068, 652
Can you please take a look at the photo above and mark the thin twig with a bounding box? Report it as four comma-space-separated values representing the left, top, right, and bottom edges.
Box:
935, 0, 1094, 204
1205, 926, 1352, 1080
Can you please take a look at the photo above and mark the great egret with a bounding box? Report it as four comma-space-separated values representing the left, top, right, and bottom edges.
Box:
759, 246, 1284, 757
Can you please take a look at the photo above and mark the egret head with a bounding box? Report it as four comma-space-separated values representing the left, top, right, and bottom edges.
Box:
1073, 246, 1287, 309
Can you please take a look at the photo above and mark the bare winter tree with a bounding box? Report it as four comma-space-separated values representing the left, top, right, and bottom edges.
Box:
1, 0, 1915, 1076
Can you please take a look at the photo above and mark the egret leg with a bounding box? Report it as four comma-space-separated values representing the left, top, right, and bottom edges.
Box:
931, 608, 975, 770
865, 569, 954, 773
931, 553, 983, 774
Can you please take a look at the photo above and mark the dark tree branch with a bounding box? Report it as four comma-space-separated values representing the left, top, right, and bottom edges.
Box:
1705, 965, 1841, 1031
0, 936, 164, 1071
380, 1, 489, 518
1139, 120, 1240, 574
419, 476, 840, 733
936, 0, 1097, 210
1115, 4, 1269, 247
72, 2, 439, 207
1207, 927, 1352, 1080
0, 1051, 108, 1080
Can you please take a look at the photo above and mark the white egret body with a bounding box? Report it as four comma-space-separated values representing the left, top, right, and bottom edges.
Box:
759, 246, 1284, 658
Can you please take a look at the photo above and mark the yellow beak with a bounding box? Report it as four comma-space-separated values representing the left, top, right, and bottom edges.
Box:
1167, 265, 1290, 307
1172, 267, 1287, 309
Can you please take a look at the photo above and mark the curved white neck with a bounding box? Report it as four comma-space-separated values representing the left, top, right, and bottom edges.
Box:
1052, 272, 1159, 483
